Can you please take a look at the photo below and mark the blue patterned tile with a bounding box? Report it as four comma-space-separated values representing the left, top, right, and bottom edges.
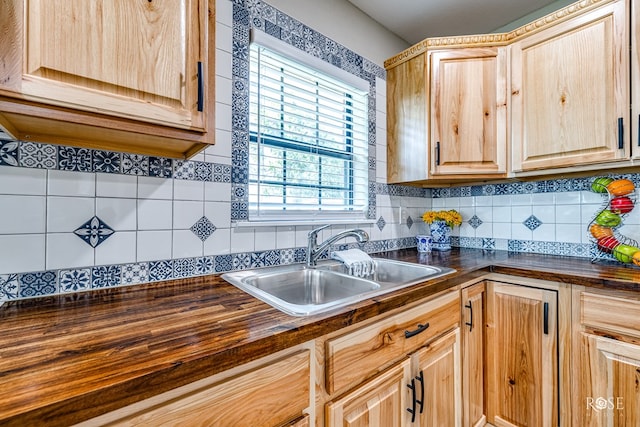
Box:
194, 161, 213, 181
231, 202, 249, 220
149, 157, 173, 178
121, 262, 149, 285
0, 140, 19, 166
214, 255, 233, 272
19, 142, 57, 169
74, 216, 115, 248
18, 271, 57, 298
294, 248, 306, 263
91, 265, 122, 288
149, 260, 174, 282
376, 216, 386, 231
173, 258, 197, 278
231, 253, 251, 270
280, 249, 295, 264
232, 3, 250, 26
122, 154, 149, 176
191, 216, 217, 242
59, 146, 92, 171
214, 163, 232, 183
482, 238, 496, 250
467, 215, 483, 229
195, 256, 215, 275
59, 269, 91, 293
0, 274, 19, 300
174, 160, 196, 180
93, 150, 121, 174
523, 215, 542, 231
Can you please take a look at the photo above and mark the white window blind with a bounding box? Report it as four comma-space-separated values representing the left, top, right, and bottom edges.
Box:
249, 33, 369, 221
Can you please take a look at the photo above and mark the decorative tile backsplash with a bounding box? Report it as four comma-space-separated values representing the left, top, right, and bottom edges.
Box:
0, 0, 634, 304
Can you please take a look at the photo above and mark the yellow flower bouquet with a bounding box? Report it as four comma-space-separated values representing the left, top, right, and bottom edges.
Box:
421, 209, 463, 228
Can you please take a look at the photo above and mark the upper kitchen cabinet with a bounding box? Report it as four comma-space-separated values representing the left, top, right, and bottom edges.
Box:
510, 0, 629, 173
430, 46, 508, 177
0, 0, 214, 158
386, 50, 429, 184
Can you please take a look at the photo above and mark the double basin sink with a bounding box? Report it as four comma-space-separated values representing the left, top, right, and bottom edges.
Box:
221, 258, 456, 316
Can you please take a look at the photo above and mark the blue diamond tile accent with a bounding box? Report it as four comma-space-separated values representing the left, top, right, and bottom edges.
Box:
74, 216, 115, 248
406, 216, 414, 230
376, 216, 386, 231
191, 216, 217, 241
467, 215, 483, 229
523, 215, 543, 231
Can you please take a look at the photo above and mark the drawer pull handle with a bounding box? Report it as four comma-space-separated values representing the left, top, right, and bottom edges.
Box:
543, 302, 549, 335
435, 141, 441, 166
465, 300, 473, 332
407, 378, 417, 423
416, 370, 425, 415
618, 117, 624, 149
405, 322, 430, 339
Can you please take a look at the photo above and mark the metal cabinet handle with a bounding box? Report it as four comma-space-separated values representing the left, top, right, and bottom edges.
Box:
415, 370, 425, 415
435, 141, 441, 166
465, 300, 473, 332
407, 377, 417, 423
197, 61, 204, 112
404, 322, 430, 339
543, 302, 549, 335
618, 117, 624, 149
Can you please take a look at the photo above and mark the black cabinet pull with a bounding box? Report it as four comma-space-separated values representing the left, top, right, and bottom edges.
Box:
435, 141, 440, 166
407, 378, 417, 423
465, 300, 473, 332
197, 61, 204, 112
543, 302, 549, 335
405, 322, 430, 339
416, 371, 425, 415
618, 117, 624, 149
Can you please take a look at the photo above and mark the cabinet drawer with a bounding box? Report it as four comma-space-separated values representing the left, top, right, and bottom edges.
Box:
326, 291, 459, 395
81, 350, 310, 427
582, 291, 640, 338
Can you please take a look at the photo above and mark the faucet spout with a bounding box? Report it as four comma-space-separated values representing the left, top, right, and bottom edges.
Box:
306, 225, 369, 268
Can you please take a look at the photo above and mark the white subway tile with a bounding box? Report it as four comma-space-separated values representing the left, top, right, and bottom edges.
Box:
556, 224, 583, 243
137, 231, 172, 262
511, 223, 532, 241
0, 195, 46, 234
47, 197, 95, 232
205, 182, 232, 201
532, 224, 555, 241
173, 179, 204, 201
96, 174, 137, 198
172, 230, 203, 258
216, 102, 232, 132
254, 227, 277, 251
555, 204, 580, 224
138, 199, 173, 230
205, 201, 231, 229
173, 200, 204, 229
215, 19, 232, 53
204, 228, 231, 255
95, 232, 136, 265
216, 75, 232, 105
96, 198, 137, 231
48, 170, 95, 197
0, 234, 45, 273
511, 205, 532, 223
216, 50, 232, 79
138, 176, 173, 200
46, 233, 94, 270
276, 226, 296, 249
230, 227, 255, 253
532, 205, 555, 224
0, 167, 46, 195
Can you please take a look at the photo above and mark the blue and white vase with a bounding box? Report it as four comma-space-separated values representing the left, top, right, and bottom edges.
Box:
429, 220, 452, 251
416, 235, 432, 253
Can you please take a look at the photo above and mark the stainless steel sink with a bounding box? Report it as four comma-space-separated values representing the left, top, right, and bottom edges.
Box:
221, 258, 455, 316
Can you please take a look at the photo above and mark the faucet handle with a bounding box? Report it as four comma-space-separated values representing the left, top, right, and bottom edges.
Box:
308, 224, 330, 240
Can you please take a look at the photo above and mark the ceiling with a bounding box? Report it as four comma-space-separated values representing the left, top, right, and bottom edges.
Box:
346, 0, 564, 45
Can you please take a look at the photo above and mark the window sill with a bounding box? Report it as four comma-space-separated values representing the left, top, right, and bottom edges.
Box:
233, 219, 376, 228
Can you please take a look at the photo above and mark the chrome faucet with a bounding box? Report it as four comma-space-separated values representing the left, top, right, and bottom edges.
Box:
306, 225, 370, 268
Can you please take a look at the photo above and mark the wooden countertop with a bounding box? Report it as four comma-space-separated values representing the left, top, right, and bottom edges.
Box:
2, 248, 640, 426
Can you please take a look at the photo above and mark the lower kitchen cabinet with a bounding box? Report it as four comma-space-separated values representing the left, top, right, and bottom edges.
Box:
574, 288, 640, 426
75, 346, 312, 427
461, 282, 486, 427
485, 280, 559, 427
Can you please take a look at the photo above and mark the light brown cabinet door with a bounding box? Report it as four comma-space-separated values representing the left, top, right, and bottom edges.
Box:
411, 329, 461, 427
511, 0, 628, 171
486, 281, 558, 427
20, 0, 206, 130
430, 47, 507, 176
386, 53, 429, 184
326, 358, 411, 427
579, 333, 640, 427
461, 283, 486, 427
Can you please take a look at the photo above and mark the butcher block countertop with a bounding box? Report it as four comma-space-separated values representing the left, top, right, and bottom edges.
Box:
2, 248, 640, 426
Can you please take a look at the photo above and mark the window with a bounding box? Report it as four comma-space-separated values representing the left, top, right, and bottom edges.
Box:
248, 32, 369, 222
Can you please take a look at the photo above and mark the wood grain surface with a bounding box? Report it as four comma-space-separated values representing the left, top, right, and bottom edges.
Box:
2, 248, 640, 426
